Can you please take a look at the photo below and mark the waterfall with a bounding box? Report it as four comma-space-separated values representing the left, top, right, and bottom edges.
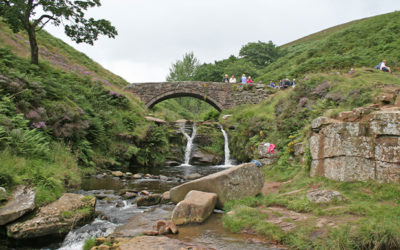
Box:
179, 122, 197, 166
219, 124, 232, 166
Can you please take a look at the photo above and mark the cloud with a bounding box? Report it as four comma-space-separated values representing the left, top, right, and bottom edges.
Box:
43, 0, 400, 82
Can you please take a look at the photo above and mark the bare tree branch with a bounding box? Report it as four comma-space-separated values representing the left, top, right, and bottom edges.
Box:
33, 14, 56, 28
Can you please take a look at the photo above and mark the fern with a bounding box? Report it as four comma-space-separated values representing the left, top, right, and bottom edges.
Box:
8, 128, 50, 158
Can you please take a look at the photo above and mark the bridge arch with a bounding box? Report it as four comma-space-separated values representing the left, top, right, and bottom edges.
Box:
146, 90, 224, 112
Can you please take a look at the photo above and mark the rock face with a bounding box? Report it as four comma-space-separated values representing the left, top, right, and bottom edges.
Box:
169, 163, 264, 208
306, 190, 342, 203
171, 191, 217, 225
7, 193, 96, 239
310, 109, 400, 182
191, 150, 220, 165
0, 186, 35, 226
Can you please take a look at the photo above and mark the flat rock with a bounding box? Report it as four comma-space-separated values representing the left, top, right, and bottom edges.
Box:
111, 171, 124, 177
112, 206, 173, 238
306, 189, 342, 203
169, 163, 264, 208
7, 193, 96, 239
172, 190, 217, 225
0, 186, 35, 226
117, 236, 211, 250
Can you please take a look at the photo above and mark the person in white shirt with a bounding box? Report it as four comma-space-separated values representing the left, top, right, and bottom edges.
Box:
229, 75, 237, 83
379, 60, 392, 73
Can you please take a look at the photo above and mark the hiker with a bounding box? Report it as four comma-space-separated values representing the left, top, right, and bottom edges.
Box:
229, 75, 237, 83
279, 80, 284, 89
283, 78, 291, 88
269, 81, 276, 88
291, 79, 296, 88
223, 74, 229, 83
241, 74, 247, 84
379, 60, 392, 73
246, 76, 254, 84
348, 68, 355, 75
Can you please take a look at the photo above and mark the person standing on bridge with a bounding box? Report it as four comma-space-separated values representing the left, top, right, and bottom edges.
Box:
241, 74, 247, 84
223, 74, 229, 83
229, 75, 237, 83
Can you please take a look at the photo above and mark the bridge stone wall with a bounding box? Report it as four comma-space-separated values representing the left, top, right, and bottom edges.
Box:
126, 81, 271, 111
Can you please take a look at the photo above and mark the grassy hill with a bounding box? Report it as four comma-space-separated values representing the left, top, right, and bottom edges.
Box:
0, 22, 172, 205
216, 11, 400, 249
258, 11, 400, 81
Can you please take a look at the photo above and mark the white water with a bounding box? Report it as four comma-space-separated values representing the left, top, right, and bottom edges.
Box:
58, 219, 118, 250
219, 124, 232, 166
179, 122, 197, 166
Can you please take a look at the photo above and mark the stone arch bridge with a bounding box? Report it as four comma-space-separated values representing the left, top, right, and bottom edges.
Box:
126, 81, 270, 111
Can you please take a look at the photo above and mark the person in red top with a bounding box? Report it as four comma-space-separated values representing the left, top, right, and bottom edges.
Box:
246, 76, 254, 84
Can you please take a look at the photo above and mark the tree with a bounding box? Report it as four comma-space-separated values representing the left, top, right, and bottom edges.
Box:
0, 0, 117, 65
239, 41, 281, 68
166, 52, 200, 81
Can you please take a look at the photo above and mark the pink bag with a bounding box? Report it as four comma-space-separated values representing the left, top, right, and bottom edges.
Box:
268, 144, 275, 154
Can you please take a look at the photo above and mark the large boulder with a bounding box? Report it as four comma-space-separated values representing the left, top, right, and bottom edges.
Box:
169, 163, 264, 208
306, 189, 342, 203
0, 186, 35, 225
7, 193, 96, 239
171, 190, 217, 225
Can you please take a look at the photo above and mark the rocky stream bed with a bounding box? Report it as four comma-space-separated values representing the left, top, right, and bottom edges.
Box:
2, 164, 281, 250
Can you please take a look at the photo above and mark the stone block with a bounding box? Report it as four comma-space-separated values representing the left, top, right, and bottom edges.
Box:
311, 157, 375, 182
376, 161, 400, 183
370, 111, 400, 136
169, 163, 264, 208
375, 137, 400, 163
171, 191, 217, 225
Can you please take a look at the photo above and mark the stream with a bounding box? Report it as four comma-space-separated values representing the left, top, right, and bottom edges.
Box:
54, 164, 279, 250
8, 123, 279, 249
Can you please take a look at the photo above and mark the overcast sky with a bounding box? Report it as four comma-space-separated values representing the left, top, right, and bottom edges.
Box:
44, 0, 400, 83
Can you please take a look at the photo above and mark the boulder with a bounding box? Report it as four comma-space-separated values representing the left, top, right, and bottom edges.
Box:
0, 186, 35, 226
169, 163, 264, 208
133, 174, 143, 179
171, 191, 217, 225
7, 193, 96, 239
307, 190, 342, 203
136, 194, 161, 206
111, 171, 124, 177
159, 175, 169, 181
123, 192, 137, 199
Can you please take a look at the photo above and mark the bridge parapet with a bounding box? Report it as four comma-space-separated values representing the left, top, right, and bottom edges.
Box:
126, 81, 271, 111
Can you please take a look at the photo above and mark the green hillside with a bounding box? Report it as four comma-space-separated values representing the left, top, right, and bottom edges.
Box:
0, 22, 172, 205
258, 11, 400, 81
216, 11, 400, 249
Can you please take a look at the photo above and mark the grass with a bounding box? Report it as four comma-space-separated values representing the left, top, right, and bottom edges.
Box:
222, 161, 400, 249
